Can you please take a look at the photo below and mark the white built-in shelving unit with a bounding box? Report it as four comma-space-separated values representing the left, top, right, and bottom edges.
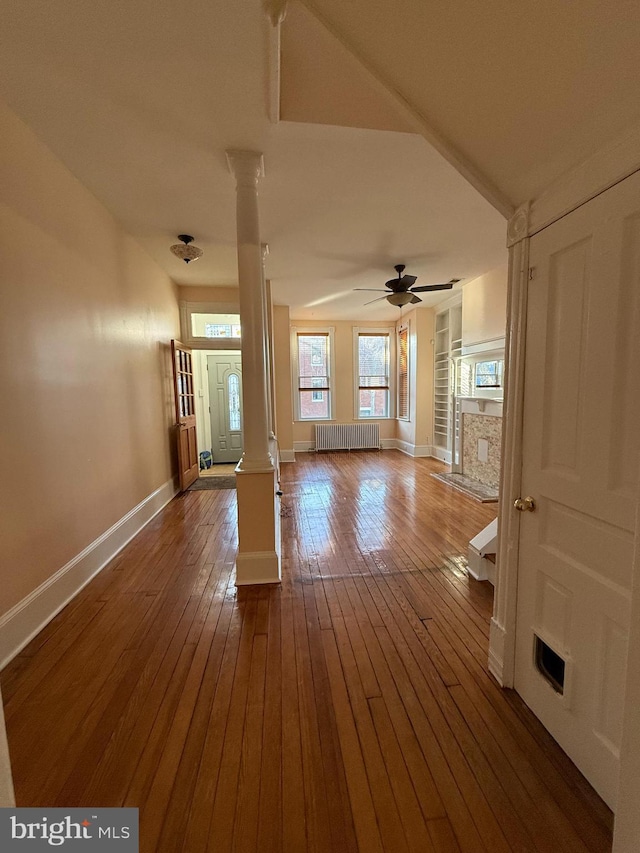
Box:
433, 302, 462, 463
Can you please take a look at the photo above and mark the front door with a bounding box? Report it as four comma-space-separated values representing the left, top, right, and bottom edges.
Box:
207, 353, 242, 463
514, 170, 640, 808
171, 340, 199, 491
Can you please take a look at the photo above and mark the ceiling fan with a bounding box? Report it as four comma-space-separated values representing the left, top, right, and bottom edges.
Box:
355, 264, 461, 307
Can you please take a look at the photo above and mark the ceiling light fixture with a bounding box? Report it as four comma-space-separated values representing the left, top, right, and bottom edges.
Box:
386, 292, 416, 307
170, 234, 203, 264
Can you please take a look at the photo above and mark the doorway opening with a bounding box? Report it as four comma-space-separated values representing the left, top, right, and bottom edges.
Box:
192, 350, 243, 477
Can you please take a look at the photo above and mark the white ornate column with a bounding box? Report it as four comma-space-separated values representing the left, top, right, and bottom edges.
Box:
227, 150, 281, 585
489, 203, 530, 686
226, 150, 272, 472
261, 243, 275, 439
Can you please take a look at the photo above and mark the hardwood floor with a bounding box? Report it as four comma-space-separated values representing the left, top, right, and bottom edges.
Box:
1, 451, 613, 851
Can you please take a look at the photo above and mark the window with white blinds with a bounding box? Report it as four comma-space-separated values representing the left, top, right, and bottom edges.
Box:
356, 331, 390, 418
398, 327, 409, 419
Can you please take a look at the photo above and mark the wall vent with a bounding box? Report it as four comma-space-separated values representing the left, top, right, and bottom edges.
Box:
535, 635, 565, 694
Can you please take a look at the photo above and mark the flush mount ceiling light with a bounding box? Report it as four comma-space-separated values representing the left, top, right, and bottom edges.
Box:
170, 234, 203, 264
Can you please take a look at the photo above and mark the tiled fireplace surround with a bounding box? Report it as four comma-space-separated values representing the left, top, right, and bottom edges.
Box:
461, 410, 502, 488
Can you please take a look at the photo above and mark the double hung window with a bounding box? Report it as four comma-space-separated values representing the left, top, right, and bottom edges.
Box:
295, 331, 332, 420
356, 332, 391, 418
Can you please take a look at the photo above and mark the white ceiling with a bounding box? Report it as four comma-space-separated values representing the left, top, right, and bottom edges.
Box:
5, 0, 634, 320
304, 0, 640, 206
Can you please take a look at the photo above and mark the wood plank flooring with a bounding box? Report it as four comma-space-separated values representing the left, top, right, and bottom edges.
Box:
1, 451, 613, 851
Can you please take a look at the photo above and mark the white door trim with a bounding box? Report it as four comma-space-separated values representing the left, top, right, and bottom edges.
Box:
492, 130, 640, 846
491, 126, 640, 687
489, 233, 529, 686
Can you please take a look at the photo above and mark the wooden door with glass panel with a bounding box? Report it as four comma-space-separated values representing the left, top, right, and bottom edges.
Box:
171, 340, 199, 491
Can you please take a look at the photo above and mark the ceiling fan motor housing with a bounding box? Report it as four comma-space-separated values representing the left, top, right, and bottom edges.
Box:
356, 264, 458, 306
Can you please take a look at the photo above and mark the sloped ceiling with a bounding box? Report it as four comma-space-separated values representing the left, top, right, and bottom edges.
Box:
299, 0, 640, 206
7, 0, 632, 317
280, 3, 416, 134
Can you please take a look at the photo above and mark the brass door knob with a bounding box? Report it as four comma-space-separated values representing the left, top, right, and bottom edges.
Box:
514, 496, 536, 512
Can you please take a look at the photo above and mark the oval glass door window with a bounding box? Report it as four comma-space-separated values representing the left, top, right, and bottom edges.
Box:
228, 373, 241, 431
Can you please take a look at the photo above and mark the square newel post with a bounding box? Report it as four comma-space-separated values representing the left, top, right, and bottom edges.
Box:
227, 149, 281, 585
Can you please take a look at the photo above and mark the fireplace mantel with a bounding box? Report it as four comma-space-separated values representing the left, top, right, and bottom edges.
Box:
457, 396, 503, 417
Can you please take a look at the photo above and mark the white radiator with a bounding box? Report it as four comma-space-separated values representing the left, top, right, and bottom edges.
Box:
315, 423, 380, 451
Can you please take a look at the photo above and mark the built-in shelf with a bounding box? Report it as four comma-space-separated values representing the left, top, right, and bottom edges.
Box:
433, 302, 462, 452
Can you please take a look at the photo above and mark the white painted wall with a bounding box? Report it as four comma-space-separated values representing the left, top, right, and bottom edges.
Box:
193, 351, 212, 457
462, 265, 508, 347
395, 308, 434, 454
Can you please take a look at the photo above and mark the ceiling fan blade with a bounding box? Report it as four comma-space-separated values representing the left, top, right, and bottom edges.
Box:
354, 288, 389, 292
410, 283, 455, 293
385, 273, 418, 291
410, 294, 422, 304
364, 295, 389, 306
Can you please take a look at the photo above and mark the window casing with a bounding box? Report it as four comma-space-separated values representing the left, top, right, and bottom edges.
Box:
475, 359, 503, 388
179, 301, 242, 350
398, 326, 409, 419
355, 330, 392, 419
293, 329, 334, 420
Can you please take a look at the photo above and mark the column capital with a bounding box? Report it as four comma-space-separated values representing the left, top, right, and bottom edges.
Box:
506, 202, 530, 248
264, 0, 288, 27
226, 150, 265, 187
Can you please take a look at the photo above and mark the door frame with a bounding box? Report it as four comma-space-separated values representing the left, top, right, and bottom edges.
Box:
491, 126, 640, 847
491, 126, 640, 686
207, 352, 243, 464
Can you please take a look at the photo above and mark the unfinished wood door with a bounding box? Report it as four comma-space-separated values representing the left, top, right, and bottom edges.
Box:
514, 170, 640, 808
172, 340, 199, 491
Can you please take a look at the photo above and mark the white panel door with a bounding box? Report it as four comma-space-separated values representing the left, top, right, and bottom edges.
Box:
514, 170, 640, 808
207, 353, 243, 464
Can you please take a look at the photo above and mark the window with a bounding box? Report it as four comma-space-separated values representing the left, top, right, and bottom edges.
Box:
311, 377, 324, 402
204, 321, 241, 338
227, 374, 241, 431
295, 330, 332, 420
180, 301, 243, 349
459, 360, 473, 396
357, 332, 390, 418
398, 327, 409, 419
191, 312, 241, 338
475, 360, 503, 388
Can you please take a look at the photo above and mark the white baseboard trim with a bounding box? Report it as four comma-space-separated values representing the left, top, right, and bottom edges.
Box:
431, 446, 452, 464
0, 478, 179, 671
394, 440, 433, 458
488, 617, 506, 685
293, 441, 315, 453
235, 550, 281, 586
293, 438, 435, 458
279, 449, 295, 462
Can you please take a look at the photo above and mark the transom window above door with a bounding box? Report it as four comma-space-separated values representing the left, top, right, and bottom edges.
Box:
193, 313, 241, 338
179, 301, 243, 350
